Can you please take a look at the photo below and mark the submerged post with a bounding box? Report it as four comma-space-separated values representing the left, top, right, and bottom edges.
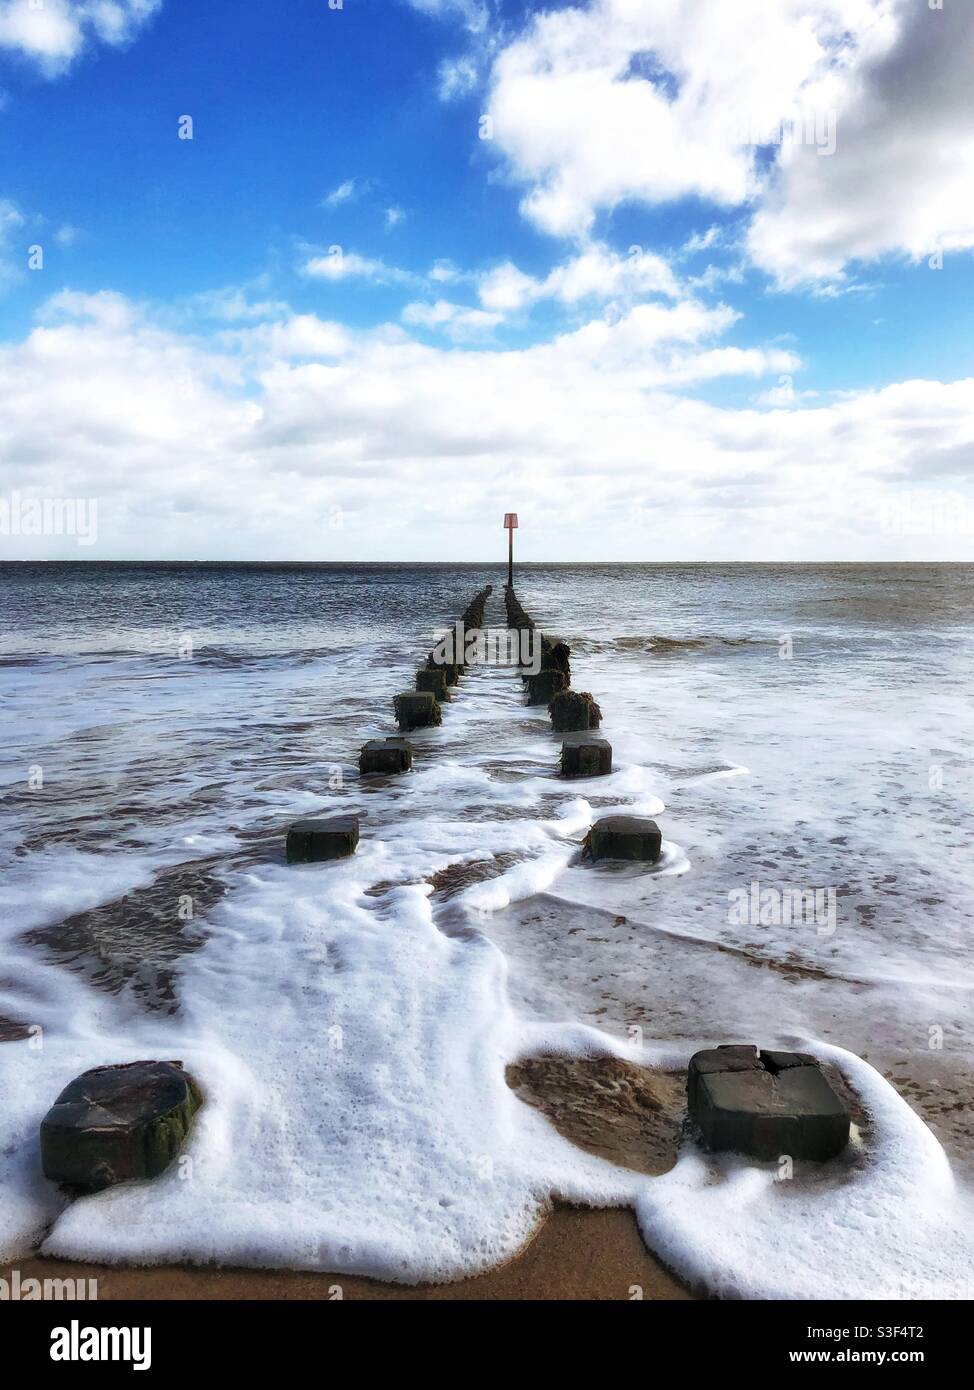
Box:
504, 512, 518, 588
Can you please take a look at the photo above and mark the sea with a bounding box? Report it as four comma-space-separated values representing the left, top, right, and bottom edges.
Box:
1, 561, 972, 1298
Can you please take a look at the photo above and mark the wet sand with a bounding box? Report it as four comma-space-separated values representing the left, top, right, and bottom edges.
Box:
3, 1054, 696, 1301
507, 1057, 686, 1176
3, 1205, 694, 1300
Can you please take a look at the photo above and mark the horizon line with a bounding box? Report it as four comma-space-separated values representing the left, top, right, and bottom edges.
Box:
1, 558, 971, 567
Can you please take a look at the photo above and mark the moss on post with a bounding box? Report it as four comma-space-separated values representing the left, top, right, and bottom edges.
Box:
584, 815, 661, 862
40, 1060, 202, 1192
526, 667, 568, 705
416, 667, 451, 701
360, 738, 413, 775
394, 690, 442, 730
287, 815, 360, 862
549, 689, 602, 731
560, 737, 612, 778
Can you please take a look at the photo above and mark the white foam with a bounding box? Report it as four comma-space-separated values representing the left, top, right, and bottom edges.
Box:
0, 850, 158, 936
463, 847, 575, 915
4, 576, 974, 1297
634, 1041, 974, 1300
13, 841, 972, 1298
36, 871, 630, 1279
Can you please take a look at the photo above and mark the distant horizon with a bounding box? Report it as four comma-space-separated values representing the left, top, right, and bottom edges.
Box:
4, 557, 972, 569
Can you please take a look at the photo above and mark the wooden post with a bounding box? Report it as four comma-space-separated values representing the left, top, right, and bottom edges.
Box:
504, 512, 518, 587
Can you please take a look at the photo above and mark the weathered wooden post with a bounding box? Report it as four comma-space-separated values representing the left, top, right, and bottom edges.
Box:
504, 512, 518, 588
41, 1061, 202, 1190
687, 1046, 850, 1160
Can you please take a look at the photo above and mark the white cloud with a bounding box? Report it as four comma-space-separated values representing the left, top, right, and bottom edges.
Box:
746, 1, 974, 287
478, 244, 679, 314
481, 0, 974, 289
547, 244, 678, 303
2, 286, 972, 560
301, 250, 415, 286
687, 263, 745, 292
526, 299, 801, 389
321, 178, 370, 209
0, 197, 24, 286
753, 376, 819, 409
384, 205, 406, 231
477, 261, 539, 313
403, 279, 795, 379
0, 0, 160, 77
185, 284, 291, 324
429, 259, 462, 284
683, 226, 723, 255
402, 298, 501, 339
402, 0, 488, 36
408, 246, 692, 340
485, 0, 881, 239
220, 314, 350, 361
438, 54, 479, 101
1, 2, 969, 562
300, 242, 679, 317
38, 286, 142, 332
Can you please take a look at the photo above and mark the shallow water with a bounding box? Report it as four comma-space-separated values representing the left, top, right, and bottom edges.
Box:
1, 562, 972, 1295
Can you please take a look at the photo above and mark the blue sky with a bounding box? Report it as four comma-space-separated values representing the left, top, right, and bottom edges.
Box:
1, 0, 973, 560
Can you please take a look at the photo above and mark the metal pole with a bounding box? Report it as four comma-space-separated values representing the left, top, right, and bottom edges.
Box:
503, 513, 518, 587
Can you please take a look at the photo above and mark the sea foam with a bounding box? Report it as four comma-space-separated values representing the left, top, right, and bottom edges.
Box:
2, 566, 973, 1296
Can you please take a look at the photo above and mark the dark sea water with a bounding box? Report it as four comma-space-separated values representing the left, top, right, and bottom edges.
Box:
1, 562, 972, 1296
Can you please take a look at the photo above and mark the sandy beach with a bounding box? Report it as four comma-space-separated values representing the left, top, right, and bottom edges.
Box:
3, 1205, 692, 1301
3, 564, 973, 1301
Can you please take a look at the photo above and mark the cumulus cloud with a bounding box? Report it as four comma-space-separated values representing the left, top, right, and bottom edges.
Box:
404, 248, 747, 352
302, 243, 681, 320
219, 313, 350, 362
401, 298, 502, 340
476, 261, 538, 314
480, 0, 974, 289
478, 244, 679, 313
0, 1, 967, 563
753, 376, 819, 409
525, 298, 801, 390
0, 0, 160, 77
4, 286, 969, 560
484, 0, 880, 239
746, 1, 974, 286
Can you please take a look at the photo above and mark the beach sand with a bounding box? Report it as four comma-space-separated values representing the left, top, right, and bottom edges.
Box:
3, 1205, 694, 1300
3, 1052, 698, 1301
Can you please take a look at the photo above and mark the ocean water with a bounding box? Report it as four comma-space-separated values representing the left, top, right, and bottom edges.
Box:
1, 561, 973, 1297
